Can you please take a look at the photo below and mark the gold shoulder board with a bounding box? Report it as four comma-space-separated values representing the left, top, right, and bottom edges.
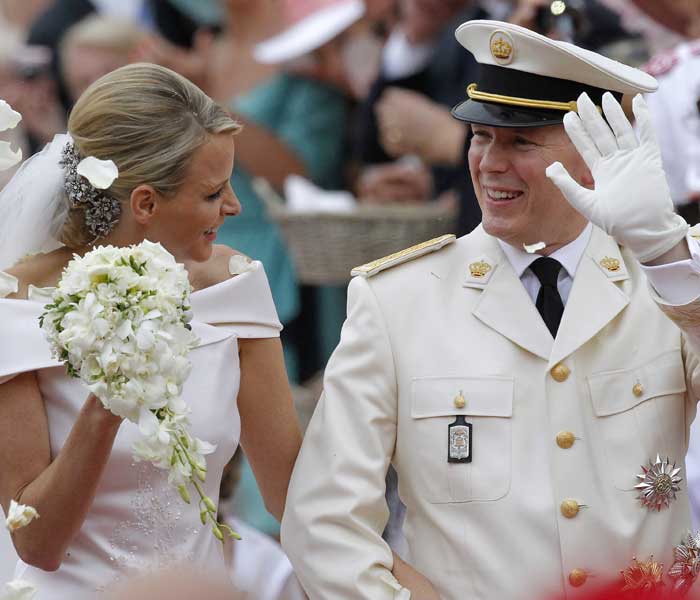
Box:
351, 234, 456, 278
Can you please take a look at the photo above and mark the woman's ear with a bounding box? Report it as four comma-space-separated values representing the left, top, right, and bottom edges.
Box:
130, 184, 159, 225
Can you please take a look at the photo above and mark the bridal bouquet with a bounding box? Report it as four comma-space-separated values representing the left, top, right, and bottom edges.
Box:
39, 241, 238, 541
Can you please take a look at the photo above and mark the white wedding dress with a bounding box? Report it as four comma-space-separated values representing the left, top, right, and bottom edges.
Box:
0, 260, 282, 598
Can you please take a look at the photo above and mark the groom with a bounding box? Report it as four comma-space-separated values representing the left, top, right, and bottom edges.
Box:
282, 19, 700, 600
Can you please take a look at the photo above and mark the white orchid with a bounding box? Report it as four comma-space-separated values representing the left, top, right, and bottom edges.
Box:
5, 500, 39, 533
0, 580, 37, 600
0, 100, 21, 132
76, 156, 118, 189
39, 241, 232, 542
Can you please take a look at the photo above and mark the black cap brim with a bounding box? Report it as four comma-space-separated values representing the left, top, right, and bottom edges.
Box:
451, 98, 566, 128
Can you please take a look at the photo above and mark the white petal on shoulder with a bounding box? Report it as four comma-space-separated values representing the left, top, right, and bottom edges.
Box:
228, 254, 257, 275
191, 262, 281, 338
0, 272, 18, 297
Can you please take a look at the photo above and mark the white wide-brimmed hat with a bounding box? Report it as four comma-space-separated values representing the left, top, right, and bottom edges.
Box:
254, 0, 365, 64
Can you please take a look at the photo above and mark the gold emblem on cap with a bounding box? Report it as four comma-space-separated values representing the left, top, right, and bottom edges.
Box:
489, 31, 515, 65
600, 256, 621, 272
454, 392, 466, 409
469, 261, 492, 279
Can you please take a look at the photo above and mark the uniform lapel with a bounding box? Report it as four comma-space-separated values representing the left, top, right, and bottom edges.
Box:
548, 226, 630, 369
465, 231, 553, 361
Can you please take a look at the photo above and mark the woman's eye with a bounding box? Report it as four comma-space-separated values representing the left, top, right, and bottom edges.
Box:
207, 189, 223, 201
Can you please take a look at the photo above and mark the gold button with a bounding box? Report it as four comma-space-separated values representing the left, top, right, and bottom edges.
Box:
569, 568, 587, 587
560, 499, 580, 519
633, 383, 644, 397
454, 393, 466, 409
550, 363, 570, 382
556, 431, 575, 449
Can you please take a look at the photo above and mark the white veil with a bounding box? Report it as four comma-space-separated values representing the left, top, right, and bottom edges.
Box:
0, 133, 72, 271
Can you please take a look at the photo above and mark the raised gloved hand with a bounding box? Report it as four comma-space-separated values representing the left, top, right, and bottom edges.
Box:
546, 91, 688, 263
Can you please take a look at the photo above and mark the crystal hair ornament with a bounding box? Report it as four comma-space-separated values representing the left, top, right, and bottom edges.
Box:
60, 142, 120, 240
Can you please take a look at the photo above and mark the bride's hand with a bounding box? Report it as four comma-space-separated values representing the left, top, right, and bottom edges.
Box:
392, 551, 441, 599
83, 394, 123, 429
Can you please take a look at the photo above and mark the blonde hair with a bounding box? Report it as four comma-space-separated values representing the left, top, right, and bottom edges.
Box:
63, 63, 241, 248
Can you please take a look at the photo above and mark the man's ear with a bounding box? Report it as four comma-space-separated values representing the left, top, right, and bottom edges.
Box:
130, 185, 159, 225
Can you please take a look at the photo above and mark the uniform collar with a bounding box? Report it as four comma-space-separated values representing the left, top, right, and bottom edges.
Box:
497, 222, 593, 280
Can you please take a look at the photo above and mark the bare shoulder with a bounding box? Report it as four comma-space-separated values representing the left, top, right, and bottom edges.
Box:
187, 244, 251, 291
4, 248, 73, 299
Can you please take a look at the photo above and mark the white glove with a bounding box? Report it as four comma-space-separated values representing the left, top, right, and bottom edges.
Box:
546, 92, 688, 263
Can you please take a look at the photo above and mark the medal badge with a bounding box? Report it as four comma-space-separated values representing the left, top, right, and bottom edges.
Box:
669, 531, 700, 593
620, 556, 664, 592
448, 415, 472, 463
635, 454, 682, 511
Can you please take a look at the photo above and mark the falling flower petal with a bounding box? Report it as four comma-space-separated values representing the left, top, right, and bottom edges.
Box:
76, 156, 118, 190
0, 141, 22, 170
0, 99, 21, 132
5, 500, 39, 532
523, 241, 546, 254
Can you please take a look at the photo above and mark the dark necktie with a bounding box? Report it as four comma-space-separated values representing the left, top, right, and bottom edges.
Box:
529, 257, 564, 338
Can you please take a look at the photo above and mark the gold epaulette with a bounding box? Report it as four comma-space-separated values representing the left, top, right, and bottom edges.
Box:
351, 234, 456, 278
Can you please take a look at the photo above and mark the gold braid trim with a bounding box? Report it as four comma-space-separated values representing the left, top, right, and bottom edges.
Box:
466, 83, 601, 114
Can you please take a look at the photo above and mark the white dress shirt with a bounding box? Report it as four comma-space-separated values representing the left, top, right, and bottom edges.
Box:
498, 224, 700, 308
497, 223, 592, 305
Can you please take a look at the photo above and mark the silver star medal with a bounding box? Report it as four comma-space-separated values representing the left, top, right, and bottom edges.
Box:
634, 454, 682, 511
669, 531, 700, 593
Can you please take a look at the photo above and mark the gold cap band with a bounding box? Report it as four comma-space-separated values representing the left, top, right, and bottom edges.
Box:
466, 83, 593, 113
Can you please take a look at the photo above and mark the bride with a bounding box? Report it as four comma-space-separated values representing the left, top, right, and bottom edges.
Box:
0, 63, 302, 598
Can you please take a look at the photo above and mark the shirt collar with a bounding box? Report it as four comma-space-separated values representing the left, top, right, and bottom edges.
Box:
497, 223, 593, 279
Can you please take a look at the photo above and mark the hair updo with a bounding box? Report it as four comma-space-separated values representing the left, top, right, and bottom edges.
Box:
61, 62, 241, 248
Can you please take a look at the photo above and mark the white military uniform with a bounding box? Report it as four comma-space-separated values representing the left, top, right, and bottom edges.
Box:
281, 225, 700, 599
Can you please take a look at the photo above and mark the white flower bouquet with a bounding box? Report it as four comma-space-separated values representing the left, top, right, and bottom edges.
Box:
39, 241, 237, 541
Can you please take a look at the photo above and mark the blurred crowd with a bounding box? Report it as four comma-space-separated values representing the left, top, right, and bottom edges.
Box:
1, 0, 700, 597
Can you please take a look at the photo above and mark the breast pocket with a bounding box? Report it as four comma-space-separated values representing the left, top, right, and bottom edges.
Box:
409, 376, 513, 504
588, 350, 687, 490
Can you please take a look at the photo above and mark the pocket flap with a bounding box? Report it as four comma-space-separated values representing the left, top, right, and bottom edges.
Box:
411, 376, 514, 419
588, 350, 686, 417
